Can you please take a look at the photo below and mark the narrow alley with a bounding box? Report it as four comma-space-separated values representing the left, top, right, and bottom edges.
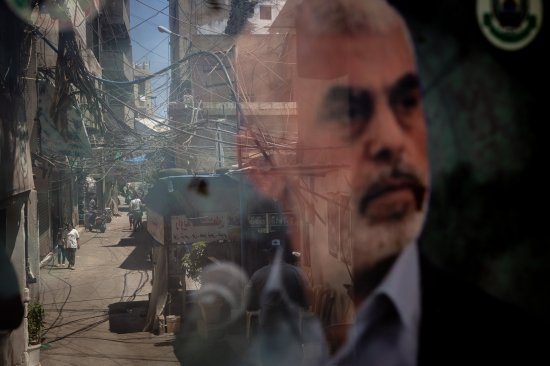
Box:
39, 213, 178, 366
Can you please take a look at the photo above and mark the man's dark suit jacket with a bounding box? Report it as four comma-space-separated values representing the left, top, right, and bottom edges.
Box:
418, 251, 545, 365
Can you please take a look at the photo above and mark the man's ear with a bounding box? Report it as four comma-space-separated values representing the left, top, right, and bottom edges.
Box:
237, 127, 287, 201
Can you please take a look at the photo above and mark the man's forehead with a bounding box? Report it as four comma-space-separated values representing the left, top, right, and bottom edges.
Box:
297, 31, 415, 81
322, 72, 419, 97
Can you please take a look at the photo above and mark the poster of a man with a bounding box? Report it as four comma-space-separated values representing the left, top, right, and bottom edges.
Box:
228, 0, 547, 365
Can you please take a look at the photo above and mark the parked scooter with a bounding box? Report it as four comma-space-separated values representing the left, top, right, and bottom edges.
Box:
104, 207, 113, 223
86, 210, 107, 233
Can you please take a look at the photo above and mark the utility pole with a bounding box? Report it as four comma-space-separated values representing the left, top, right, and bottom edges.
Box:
216, 118, 221, 169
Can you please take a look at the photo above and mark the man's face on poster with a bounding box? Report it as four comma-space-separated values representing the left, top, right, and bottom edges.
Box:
296, 28, 430, 269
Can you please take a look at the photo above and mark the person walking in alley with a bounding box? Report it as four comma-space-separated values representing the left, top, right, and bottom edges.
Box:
65, 223, 80, 270
89, 196, 96, 210
129, 195, 143, 230
56, 225, 68, 267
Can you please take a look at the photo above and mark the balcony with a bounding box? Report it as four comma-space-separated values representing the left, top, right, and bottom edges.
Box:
101, 50, 133, 82
201, 101, 297, 116
103, 0, 130, 32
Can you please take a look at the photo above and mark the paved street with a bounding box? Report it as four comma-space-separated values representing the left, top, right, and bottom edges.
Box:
39, 213, 179, 366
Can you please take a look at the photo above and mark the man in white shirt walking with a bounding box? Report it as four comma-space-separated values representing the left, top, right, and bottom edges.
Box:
129, 196, 143, 230
65, 223, 80, 270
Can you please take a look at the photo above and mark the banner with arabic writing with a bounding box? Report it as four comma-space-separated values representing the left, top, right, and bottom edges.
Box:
171, 213, 228, 244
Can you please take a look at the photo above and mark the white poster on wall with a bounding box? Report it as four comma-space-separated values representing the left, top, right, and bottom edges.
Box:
172, 213, 228, 244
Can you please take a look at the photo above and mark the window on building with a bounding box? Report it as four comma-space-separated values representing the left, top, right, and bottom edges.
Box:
260, 5, 272, 20
138, 81, 145, 96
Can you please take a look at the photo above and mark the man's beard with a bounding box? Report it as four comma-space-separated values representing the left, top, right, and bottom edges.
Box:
351, 162, 429, 271
349, 207, 427, 303
351, 208, 426, 270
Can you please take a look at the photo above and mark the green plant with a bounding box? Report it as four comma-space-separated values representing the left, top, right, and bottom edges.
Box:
27, 302, 45, 345
181, 241, 208, 283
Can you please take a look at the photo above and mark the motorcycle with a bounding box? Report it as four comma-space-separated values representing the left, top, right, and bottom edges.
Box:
104, 207, 113, 223
86, 210, 107, 233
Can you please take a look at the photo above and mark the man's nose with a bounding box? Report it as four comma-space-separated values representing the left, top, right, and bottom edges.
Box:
360, 103, 405, 164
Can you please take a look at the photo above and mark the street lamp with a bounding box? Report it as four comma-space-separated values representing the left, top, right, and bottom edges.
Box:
157, 25, 192, 42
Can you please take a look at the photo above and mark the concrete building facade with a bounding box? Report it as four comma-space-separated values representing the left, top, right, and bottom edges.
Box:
1, 1, 106, 364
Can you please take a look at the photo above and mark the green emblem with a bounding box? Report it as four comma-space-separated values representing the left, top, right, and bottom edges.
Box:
477, 0, 543, 51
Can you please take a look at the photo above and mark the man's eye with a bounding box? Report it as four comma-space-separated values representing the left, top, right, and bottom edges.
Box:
393, 91, 420, 112
320, 87, 373, 139
323, 110, 367, 133
324, 105, 351, 122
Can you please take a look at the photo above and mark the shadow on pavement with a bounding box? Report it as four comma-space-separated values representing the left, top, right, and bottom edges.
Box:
154, 340, 174, 347
108, 300, 148, 333
103, 222, 155, 271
